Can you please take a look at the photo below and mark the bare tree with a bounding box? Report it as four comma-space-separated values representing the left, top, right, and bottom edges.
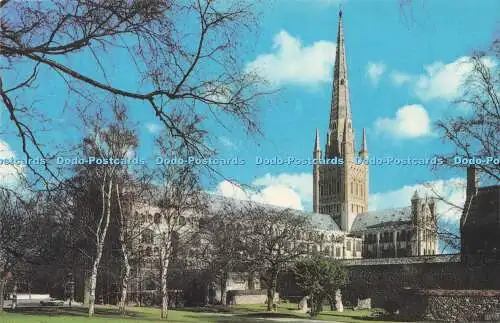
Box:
115, 173, 154, 315
0, 189, 42, 312
199, 197, 250, 306
0, 0, 269, 186
436, 39, 500, 183
78, 104, 138, 316
243, 204, 310, 311
419, 39, 500, 253
150, 132, 205, 319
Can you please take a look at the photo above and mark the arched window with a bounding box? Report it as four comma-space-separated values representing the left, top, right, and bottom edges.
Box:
154, 213, 161, 224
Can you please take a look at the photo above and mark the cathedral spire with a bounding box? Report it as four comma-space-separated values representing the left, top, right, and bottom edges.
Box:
327, 8, 352, 158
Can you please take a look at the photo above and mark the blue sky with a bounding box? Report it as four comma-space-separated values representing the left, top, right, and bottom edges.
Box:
1, 0, 499, 249
200, 0, 498, 217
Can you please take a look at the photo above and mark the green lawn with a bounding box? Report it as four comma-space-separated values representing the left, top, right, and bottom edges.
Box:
0, 304, 393, 323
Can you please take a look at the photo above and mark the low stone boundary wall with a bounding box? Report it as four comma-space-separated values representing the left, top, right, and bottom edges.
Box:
7, 294, 51, 300
399, 289, 500, 322
227, 290, 279, 305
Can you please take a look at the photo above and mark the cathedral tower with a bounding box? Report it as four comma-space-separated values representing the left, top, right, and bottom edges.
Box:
312, 9, 369, 232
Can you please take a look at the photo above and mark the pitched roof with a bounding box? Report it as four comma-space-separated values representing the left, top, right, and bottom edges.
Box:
205, 193, 342, 232
351, 206, 412, 233
463, 185, 500, 227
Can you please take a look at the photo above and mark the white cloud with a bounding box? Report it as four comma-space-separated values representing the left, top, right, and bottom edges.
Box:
215, 180, 249, 201
203, 83, 232, 103
369, 177, 466, 221
390, 70, 412, 86
246, 30, 336, 86
391, 56, 496, 101
214, 172, 313, 210
374, 104, 431, 138
252, 172, 312, 203
366, 62, 386, 85
219, 136, 236, 149
0, 140, 24, 187
214, 179, 305, 210
414, 57, 474, 101
146, 123, 162, 134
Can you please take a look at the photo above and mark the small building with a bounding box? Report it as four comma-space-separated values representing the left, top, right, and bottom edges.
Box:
461, 166, 500, 264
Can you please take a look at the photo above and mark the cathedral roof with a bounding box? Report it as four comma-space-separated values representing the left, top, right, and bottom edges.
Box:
350, 206, 412, 233
205, 193, 342, 232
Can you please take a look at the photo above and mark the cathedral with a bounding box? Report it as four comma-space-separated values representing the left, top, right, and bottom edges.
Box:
312, 10, 437, 258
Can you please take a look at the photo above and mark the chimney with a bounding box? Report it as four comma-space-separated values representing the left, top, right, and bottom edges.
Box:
466, 166, 479, 199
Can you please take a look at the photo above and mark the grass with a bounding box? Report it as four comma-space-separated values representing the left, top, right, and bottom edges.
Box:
0, 303, 395, 323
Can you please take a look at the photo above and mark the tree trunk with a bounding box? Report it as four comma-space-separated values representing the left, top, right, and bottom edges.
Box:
160, 238, 171, 319
220, 272, 228, 306
88, 255, 100, 316
117, 183, 130, 315
309, 293, 315, 318
266, 270, 279, 312
88, 178, 113, 317
119, 245, 131, 315
0, 279, 5, 312
266, 287, 273, 311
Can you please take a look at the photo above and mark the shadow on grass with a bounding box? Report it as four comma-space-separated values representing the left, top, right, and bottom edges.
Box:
181, 315, 254, 323
321, 309, 393, 321
3, 306, 155, 320
238, 312, 306, 319
182, 312, 308, 323
172, 306, 233, 313
173, 305, 265, 314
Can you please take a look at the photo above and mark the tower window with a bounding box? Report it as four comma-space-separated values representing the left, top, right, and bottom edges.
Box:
340, 79, 344, 85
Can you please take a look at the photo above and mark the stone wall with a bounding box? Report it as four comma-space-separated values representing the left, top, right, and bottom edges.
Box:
399, 289, 500, 322
227, 290, 279, 305
277, 256, 500, 311
343, 259, 500, 308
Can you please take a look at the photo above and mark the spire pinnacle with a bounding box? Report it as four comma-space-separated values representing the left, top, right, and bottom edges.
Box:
362, 128, 367, 150
314, 128, 320, 151
359, 128, 368, 159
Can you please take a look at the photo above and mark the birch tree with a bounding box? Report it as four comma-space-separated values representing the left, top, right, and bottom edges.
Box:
152, 132, 205, 319
79, 104, 138, 316
115, 173, 153, 314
